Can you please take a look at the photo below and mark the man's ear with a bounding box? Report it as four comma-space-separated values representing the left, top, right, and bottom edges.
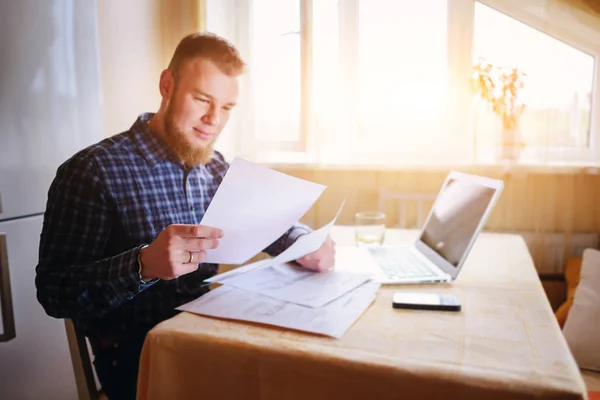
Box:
159, 69, 174, 97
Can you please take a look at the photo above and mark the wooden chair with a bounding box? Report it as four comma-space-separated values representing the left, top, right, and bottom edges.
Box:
378, 189, 436, 229
64, 319, 107, 400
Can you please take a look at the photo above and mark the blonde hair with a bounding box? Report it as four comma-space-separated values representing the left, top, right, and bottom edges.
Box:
168, 32, 246, 77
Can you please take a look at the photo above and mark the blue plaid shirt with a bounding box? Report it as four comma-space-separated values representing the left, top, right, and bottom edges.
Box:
35, 113, 311, 337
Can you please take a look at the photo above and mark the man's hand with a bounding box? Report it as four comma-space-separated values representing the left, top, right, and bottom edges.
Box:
296, 236, 336, 272
139, 224, 223, 280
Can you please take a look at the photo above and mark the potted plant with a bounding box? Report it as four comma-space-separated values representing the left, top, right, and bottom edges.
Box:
471, 58, 527, 161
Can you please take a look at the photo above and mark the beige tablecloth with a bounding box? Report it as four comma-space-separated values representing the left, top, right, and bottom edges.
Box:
137, 227, 586, 400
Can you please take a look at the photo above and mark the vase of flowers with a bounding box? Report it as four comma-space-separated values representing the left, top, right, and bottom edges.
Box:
471, 58, 527, 162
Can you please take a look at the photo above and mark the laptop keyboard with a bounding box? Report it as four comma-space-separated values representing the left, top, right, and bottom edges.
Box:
368, 247, 439, 280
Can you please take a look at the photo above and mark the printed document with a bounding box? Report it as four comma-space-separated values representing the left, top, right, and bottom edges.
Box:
177, 282, 381, 338
205, 258, 273, 284
218, 262, 372, 308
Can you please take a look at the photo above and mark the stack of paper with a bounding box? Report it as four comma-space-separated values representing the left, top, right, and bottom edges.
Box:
176, 157, 380, 338
178, 263, 379, 338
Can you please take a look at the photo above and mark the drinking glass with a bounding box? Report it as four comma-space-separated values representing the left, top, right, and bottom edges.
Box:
354, 211, 385, 247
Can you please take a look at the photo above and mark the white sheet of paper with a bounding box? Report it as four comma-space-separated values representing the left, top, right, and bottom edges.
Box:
272, 198, 345, 265
200, 158, 325, 264
204, 258, 272, 284
218, 263, 372, 308
177, 282, 381, 338
206, 199, 346, 284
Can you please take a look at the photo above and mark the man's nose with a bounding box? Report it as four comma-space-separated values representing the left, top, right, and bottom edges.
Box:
202, 105, 220, 126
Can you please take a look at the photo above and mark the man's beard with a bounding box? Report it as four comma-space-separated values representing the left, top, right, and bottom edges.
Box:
163, 102, 215, 167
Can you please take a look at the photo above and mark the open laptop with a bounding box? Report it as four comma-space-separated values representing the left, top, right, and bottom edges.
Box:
364, 171, 504, 284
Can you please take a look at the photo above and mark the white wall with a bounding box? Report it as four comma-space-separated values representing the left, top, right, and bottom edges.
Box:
96, 0, 163, 137
96, 0, 199, 138
205, 0, 241, 160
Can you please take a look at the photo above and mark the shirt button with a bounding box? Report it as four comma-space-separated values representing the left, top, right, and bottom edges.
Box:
190, 205, 195, 211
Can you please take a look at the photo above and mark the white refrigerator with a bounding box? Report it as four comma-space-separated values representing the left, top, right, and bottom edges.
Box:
0, 0, 104, 398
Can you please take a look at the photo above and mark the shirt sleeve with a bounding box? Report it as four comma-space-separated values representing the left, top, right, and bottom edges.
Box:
35, 153, 156, 321
262, 222, 313, 257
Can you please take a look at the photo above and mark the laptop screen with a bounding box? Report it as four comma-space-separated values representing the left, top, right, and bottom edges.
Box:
419, 178, 497, 267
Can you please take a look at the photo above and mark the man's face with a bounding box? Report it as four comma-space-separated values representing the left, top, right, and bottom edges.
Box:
163, 58, 239, 166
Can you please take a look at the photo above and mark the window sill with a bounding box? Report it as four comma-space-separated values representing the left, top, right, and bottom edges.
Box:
239, 152, 600, 175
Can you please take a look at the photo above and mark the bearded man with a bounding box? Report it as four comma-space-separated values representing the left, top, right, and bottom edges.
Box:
35, 32, 335, 400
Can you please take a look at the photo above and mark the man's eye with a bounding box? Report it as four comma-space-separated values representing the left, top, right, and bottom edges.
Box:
196, 97, 209, 103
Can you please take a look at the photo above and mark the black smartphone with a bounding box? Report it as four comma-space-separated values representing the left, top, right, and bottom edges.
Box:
392, 292, 461, 312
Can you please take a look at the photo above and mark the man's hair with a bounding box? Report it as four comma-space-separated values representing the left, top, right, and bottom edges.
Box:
167, 32, 246, 77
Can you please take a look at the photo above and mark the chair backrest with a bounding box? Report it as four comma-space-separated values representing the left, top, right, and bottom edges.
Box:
378, 189, 436, 229
64, 319, 104, 400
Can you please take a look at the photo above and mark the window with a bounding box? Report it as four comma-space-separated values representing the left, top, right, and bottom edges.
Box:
209, 0, 600, 166
250, 0, 301, 145
356, 0, 448, 146
473, 2, 596, 163
312, 0, 459, 164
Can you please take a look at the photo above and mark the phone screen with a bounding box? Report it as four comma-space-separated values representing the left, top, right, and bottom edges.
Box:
393, 292, 461, 311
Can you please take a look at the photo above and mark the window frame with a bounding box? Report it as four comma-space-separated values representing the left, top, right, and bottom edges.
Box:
235, 0, 312, 155
475, 0, 600, 164
317, 0, 472, 166
234, 0, 600, 165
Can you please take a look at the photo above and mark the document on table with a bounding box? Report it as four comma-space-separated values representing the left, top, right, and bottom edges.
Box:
216, 263, 372, 308
200, 158, 325, 264
177, 282, 381, 339
204, 258, 273, 284
205, 198, 346, 284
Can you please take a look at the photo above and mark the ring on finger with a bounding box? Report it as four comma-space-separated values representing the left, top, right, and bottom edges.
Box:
188, 251, 194, 263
